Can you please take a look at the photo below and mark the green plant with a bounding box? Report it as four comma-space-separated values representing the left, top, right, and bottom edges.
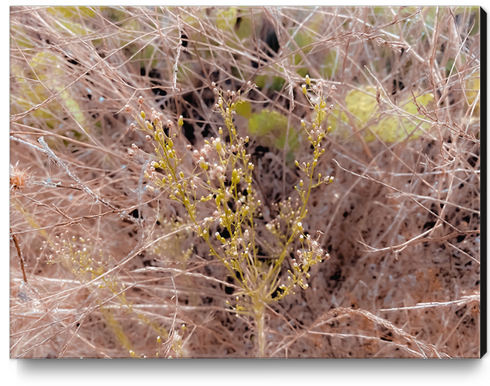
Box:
129, 77, 334, 357
328, 86, 435, 143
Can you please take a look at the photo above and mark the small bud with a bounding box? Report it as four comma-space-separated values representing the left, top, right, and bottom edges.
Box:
141, 111, 146, 119
178, 115, 184, 126
302, 84, 307, 94
305, 75, 310, 86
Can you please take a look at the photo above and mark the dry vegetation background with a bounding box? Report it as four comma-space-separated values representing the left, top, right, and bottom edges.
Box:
10, 6, 481, 358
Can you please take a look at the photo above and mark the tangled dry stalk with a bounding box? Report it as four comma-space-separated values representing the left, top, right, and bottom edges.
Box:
10, 6, 481, 358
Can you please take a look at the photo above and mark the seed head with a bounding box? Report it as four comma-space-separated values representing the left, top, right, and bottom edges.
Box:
10, 163, 31, 191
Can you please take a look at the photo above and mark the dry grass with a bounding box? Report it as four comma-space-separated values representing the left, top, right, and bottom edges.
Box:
10, 6, 481, 358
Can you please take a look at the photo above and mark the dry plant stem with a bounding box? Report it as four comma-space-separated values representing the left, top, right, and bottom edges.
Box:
11, 228, 28, 283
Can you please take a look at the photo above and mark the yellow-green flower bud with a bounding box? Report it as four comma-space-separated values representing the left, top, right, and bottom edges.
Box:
215, 140, 222, 152
232, 169, 240, 184
178, 115, 184, 126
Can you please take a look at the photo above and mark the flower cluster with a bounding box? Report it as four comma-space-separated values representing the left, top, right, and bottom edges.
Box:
126, 76, 334, 355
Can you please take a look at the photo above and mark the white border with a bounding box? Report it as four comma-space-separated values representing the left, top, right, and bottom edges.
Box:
4, 2, 488, 386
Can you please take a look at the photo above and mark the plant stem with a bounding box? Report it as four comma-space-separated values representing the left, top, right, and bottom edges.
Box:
10, 228, 27, 283
254, 300, 266, 358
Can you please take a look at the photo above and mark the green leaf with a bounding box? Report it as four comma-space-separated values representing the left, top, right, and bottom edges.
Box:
296, 68, 308, 77
274, 132, 299, 151
28, 52, 86, 127
465, 72, 480, 114
248, 110, 288, 137
293, 31, 315, 54
253, 75, 286, 91
329, 86, 434, 143
10, 25, 34, 49
235, 100, 252, 119
272, 76, 286, 91
236, 15, 253, 40
255, 75, 267, 89
57, 20, 91, 36
344, 88, 378, 125
47, 6, 96, 19
216, 7, 237, 31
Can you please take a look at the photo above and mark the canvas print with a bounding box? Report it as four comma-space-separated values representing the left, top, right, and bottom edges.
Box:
10, 6, 483, 358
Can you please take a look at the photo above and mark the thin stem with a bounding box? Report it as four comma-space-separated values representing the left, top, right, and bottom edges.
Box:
254, 300, 266, 358
11, 228, 28, 283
